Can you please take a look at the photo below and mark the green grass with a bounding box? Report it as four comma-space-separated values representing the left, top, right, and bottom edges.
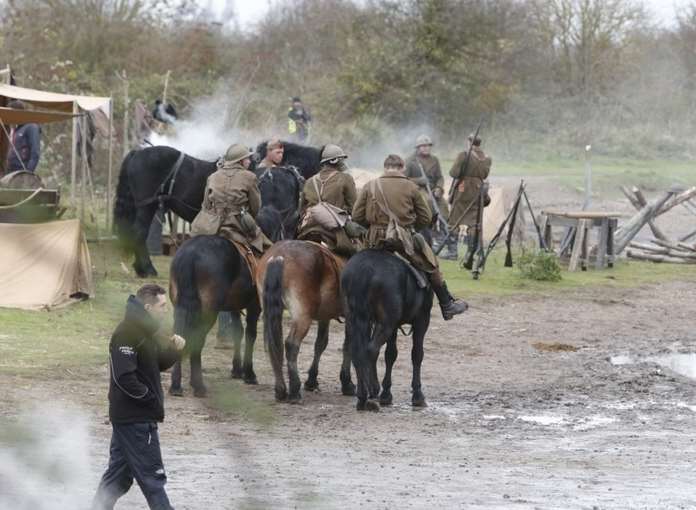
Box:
441, 249, 696, 297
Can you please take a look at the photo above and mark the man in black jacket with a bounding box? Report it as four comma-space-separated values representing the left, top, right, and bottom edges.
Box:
92, 284, 186, 510
6, 99, 41, 173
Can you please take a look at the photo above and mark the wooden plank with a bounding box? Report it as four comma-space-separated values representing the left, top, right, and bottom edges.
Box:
0, 189, 59, 205
542, 210, 624, 219
656, 187, 696, 216
607, 219, 616, 267
568, 219, 587, 272
614, 191, 673, 255
627, 187, 668, 241
627, 250, 696, 264
596, 218, 609, 269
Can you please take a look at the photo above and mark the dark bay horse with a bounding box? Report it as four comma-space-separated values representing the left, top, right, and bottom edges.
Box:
256, 241, 355, 402
114, 141, 322, 277
341, 249, 434, 411
169, 235, 259, 397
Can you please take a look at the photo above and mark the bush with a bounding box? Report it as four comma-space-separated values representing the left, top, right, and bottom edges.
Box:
517, 250, 562, 282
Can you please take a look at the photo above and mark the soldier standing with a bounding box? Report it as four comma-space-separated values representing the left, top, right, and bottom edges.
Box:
190, 143, 271, 255
297, 144, 362, 256
352, 154, 468, 320
447, 134, 492, 264
288, 97, 312, 142
404, 135, 448, 249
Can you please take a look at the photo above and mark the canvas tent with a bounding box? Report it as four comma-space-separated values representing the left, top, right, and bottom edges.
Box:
0, 219, 94, 310
0, 82, 114, 228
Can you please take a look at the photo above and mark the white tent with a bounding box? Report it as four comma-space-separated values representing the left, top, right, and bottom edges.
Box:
0, 82, 114, 228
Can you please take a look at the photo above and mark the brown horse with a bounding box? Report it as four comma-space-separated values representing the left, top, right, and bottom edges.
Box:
256, 240, 355, 402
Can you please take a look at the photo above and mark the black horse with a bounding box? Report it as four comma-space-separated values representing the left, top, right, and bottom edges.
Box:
169, 235, 259, 397
113, 141, 322, 277
341, 249, 434, 411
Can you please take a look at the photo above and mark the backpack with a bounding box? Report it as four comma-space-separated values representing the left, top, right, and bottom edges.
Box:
301, 172, 350, 231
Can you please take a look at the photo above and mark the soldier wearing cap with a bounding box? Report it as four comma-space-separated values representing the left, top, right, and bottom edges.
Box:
448, 134, 492, 265
404, 135, 448, 249
191, 143, 270, 255
298, 144, 362, 255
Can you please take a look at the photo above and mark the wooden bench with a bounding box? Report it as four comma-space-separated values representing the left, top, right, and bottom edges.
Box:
540, 211, 623, 271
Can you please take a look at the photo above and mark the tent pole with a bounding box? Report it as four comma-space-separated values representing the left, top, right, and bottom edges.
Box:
71, 102, 78, 204
107, 97, 113, 233
80, 114, 87, 223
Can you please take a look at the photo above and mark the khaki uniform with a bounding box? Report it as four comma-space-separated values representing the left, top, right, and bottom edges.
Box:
298, 165, 357, 254
448, 147, 491, 229
352, 170, 438, 273
191, 163, 270, 254
404, 153, 449, 220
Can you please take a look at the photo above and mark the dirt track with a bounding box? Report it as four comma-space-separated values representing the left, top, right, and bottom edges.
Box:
3, 277, 696, 509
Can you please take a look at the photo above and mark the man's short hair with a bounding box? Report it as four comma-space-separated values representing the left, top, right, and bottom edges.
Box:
267, 138, 283, 151
384, 154, 404, 169
8, 99, 26, 110
468, 134, 482, 146
136, 284, 166, 305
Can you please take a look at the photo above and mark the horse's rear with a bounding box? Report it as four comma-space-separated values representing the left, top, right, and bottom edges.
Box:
341, 249, 433, 411
169, 235, 259, 397
256, 240, 354, 402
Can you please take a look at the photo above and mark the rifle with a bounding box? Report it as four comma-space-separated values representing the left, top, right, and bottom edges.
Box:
448, 117, 483, 205
414, 158, 450, 238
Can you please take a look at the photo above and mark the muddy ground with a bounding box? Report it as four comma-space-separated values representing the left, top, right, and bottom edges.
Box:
3, 177, 696, 509
3, 278, 696, 509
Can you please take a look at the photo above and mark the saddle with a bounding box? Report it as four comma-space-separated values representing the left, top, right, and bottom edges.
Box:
391, 252, 429, 289
231, 240, 259, 283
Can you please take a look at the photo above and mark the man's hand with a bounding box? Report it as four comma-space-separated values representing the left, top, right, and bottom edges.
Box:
171, 334, 186, 351
433, 187, 443, 199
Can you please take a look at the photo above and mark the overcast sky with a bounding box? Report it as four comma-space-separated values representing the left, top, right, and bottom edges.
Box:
199, 0, 693, 27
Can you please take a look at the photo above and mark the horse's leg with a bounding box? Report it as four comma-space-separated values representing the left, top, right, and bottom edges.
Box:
285, 317, 312, 403
190, 313, 216, 398
305, 320, 330, 392
220, 312, 244, 378
242, 302, 260, 385
170, 359, 183, 397
379, 331, 398, 406
364, 324, 390, 412
132, 204, 159, 277
340, 327, 356, 396
411, 313, 430, 407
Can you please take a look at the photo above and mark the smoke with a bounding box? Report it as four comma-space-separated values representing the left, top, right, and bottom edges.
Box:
148, 81, 272, 161
0, 403, 93, 510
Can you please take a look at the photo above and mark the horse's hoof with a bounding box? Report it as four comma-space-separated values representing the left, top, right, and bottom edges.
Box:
365, 400, 381, 412
379, 394, 393, 406
193, 387, 208, 398
412, 396, 427, 408
230, 369, 244, 380
342, 384, 356, 396
304, 380, 319, 392
356, 400, 366, 411
244, 376, 258, 385
275, 388, 288, 402
288, 395, 303, 405
169, 387, 183, 397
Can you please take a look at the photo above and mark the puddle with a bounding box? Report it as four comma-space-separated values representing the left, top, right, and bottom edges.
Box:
611, 352, 696, 380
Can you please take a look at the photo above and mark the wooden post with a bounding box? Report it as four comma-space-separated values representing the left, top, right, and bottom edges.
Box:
583, 145, 592, 210
122, 71, 130, 158
568, 219, 587, 272
80, 114, 87, 223
70, 102, 78, 204
162, 70, 171, 104
107, 97, 113, 232
620, 186, 668, 241
614, 191, 673, 254
596, 218, 609, 269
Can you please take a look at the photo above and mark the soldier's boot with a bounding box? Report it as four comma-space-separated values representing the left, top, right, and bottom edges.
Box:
461, 231, 477, 270
446, 237, 459, 261
429, 270, 468, 321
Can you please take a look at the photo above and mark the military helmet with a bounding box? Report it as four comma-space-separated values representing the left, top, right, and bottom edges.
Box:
415, 134, 433, 147
320, 144, 348, 164
223, 143, 254, 164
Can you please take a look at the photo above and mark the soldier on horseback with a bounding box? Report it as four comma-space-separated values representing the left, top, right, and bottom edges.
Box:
352, 154, 468, 321
190, 143, 271, 255
297, 144, 363, 256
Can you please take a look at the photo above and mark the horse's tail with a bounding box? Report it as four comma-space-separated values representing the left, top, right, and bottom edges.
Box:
263, 257, 285, 370
171, 247, 202, 351
113, 150, 137, 243
345, 276, 372, 379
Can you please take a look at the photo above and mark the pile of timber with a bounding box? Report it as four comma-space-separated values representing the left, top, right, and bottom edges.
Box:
628, 239, 696, 264
620, 185, 696, 263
